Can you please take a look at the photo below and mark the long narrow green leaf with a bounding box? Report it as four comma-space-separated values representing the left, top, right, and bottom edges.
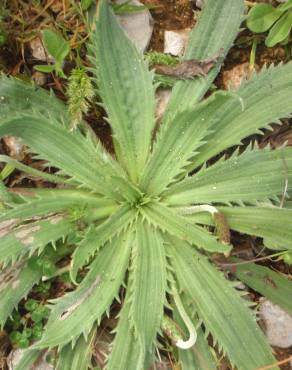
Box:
141, 92, 236, 195
13, 349, 42, 370
0, 215, 74, 265
0, 113, 129, 199
0, 155, 67, 184
36, 232, 132, 348
0, 189, 115, 223
128, 221, 167, 365
162, 0, 244, 122
142, 201, 231, 254
220, 206, 292, 250
181, 206, 292, 251
106, 294, 144, 370
0, 75, 67, 120
168, 238, 278, 370
173, 305, 217, 370
229, 259, 292, 315
0, 246, 70, 327
70, 204, 137, 282
191, 62, 292, 168
178, 327, 217, 370
0, 260, 42, 326
57, 327, 96, 370
164, 146, 292, 205
91, 0, 155, 182
0, 178, 14, 204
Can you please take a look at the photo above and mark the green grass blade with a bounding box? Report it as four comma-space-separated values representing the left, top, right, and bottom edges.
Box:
36, 232, 132, 348
162, 0, 244, 122
229, 259, 292, 315
91, 0, 155, 182
192, 62, 292, 168
142, 201, 231, 254
169, 239, 278, 370
164, 146, 292, 205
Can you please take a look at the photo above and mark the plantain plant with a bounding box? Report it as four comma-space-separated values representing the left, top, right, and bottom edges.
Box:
1, 0, 292, 369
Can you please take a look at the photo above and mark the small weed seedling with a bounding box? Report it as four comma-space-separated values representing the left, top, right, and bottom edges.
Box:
247, 0, 292, 47
34, 29, 70, 78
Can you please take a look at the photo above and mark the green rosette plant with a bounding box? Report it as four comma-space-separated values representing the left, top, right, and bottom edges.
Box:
1, 1, 292, 369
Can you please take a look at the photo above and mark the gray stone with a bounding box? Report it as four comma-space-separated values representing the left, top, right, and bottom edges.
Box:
115, 0, 153, 52
3, 136, 26, 160
8, 349, 54, 370
260, 299, 292, 348
164, 29, 191, 56
195, 0, 205, 9
222, 62, 257, 91
29, 37, 54, 62
32, 71, 47, 86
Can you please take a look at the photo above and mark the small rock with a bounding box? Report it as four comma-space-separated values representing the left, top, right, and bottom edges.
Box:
32, 71, 47, 86
155, 89, 171, 121
260, 299, 292, 348
8, 349, 54, 370
222, 62, 258, 91
3, 136, 26, 161
115, 0, 153, 52
29, 37, 53, 62
195, 0, 205, 9
164, 29, 191, 56
235, 282, 246, 290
